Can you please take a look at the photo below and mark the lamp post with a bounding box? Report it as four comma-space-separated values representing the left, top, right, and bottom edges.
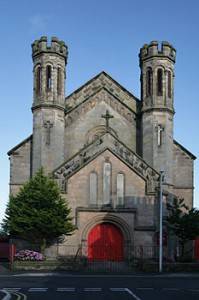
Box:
159, 171, 164, 273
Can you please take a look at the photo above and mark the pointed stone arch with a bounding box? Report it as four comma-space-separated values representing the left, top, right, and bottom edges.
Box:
81, 214, 132, 245
80, 214, 133, 260
86, 125, 118, 144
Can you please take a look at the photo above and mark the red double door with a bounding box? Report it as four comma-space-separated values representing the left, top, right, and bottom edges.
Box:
88, 223, 124, 261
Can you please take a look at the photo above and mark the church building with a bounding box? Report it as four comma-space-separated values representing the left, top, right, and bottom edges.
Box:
8, 37, 196, 261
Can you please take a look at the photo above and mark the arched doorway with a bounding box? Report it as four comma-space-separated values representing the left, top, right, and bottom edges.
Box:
88, 223, 124, 261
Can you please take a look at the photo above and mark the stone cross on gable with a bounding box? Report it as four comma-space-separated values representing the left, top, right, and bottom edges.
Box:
101, 110, 114, 132
43, 120, 53, 145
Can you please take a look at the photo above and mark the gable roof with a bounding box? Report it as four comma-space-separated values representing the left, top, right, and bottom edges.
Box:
7, 135, 32, 156
65, 71, 140, 114
174, 140, 196, 160
64, 87, 137, 129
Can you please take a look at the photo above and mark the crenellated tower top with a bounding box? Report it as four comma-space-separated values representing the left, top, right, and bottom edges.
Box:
32, 36, 68, 63
31, 36, 67, 174
140, 40, 176, 187
139, 40, 176, 114
139, 41, 176, 66
32, 36, 68, 109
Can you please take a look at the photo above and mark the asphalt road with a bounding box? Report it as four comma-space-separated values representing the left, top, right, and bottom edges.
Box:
0, 273, 199, 299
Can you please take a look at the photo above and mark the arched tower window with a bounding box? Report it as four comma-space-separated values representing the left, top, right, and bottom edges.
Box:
103, 162, 111, 205
157, 68, 163, 96
36, 66, 41, 95
146, 68, 152, 97
116, 173, 124, 206
57, 67, 62, 95
89, 172, 97, 206
46, 65, 52, 91
168, 71, 172, 98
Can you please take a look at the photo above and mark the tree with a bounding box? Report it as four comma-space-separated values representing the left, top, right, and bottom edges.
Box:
1, 168, 75, 253
167, 198, 199, 259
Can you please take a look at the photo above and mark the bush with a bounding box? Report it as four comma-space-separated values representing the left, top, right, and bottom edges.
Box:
15, 249, 45, 261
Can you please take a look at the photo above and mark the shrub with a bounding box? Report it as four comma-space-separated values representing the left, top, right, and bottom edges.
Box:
15, 249, 45, 261
2, 168, 75, 254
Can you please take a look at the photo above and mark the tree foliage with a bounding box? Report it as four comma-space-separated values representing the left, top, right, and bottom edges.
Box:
1, 168, 75, 252
167, 198, 199, 257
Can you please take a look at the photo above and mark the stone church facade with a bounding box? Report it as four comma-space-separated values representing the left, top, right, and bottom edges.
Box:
8, 37, 196, 260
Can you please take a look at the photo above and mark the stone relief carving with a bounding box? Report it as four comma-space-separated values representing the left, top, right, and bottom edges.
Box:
43, 120, 53, 145
112, 140, 159, 192
54, 133, 159, 194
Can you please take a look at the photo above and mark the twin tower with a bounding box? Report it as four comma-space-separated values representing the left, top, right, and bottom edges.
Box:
31, 37, 176, 187
31, 36, 67, 174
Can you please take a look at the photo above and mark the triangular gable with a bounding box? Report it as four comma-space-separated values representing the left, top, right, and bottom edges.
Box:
53, 132, 159, 195
65, 71, 140, 114
65, 87, 137, 128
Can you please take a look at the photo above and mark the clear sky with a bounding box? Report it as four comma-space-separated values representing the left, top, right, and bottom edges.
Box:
0, 0, 198, 224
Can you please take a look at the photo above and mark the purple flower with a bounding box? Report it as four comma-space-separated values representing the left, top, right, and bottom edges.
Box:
14, 249, 45, 261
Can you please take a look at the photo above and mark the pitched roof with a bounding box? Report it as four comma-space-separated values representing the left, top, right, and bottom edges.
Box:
174, 139, 196, 160
65, 71, 140, 113
7, 135, 32, 156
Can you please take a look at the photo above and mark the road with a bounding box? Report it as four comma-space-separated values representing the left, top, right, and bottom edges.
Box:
0, 273, 199, 299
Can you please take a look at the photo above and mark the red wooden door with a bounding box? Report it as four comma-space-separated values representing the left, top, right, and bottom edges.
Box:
195, 237, 199, 260
88, 223, 124, 261
0, 243, 9, 259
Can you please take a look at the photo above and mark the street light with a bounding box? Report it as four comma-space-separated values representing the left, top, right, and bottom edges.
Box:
159, 171, 164, 273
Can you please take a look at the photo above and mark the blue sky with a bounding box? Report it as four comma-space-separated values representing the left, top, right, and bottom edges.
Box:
0, 0, 198, 223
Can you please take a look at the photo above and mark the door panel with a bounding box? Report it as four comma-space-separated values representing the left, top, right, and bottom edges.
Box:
88, 223, 124, 261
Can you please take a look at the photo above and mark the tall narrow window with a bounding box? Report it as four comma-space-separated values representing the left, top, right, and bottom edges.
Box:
168, 71, 172, 98
146, 68, 152, 97
89, 172, 97, 206
57, 67, 62, 95
46, 65, 52, 91
117, 173, 124, 206
157, 68, 163, 96
103, 162, 111, 205
36, 66, 41, 95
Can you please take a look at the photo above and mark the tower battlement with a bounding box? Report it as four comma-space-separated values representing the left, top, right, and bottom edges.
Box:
32, 36, 68, 62
139, 41, 176, 64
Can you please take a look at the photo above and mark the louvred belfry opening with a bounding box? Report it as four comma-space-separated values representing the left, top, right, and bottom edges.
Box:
88, 223, 124, 261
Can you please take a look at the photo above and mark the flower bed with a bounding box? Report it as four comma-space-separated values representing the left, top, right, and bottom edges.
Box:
15, 249, 45, 261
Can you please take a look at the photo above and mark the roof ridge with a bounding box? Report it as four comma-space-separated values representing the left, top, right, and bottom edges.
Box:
65, 71, 139, 102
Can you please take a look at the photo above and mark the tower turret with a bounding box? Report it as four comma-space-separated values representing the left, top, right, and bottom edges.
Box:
140, 41, 176, 188
31, 36, 68, 174
32, 36, 68, 108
